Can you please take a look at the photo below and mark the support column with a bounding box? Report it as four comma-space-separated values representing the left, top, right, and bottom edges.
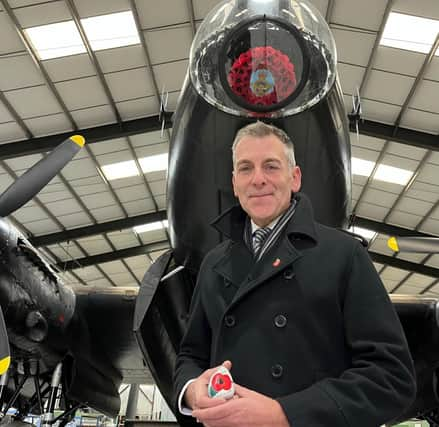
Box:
126, 384, 140, 419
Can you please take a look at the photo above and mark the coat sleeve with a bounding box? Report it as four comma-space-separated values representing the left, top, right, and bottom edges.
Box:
277, 242, 417, 427
173, 258, 212, 415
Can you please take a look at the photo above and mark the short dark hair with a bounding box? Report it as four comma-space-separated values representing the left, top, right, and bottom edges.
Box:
232, 121, 296, 167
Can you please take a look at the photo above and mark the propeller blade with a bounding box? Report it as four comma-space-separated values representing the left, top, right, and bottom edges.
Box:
388, 236, 439, 253
0, 307, 10, 375
0, 135, 85, 217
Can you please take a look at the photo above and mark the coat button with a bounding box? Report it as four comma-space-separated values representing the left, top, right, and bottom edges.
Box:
271, 364, 283, 378
274, 314, 287, 328
283, 269, 294, 280
224, 315, 235, 327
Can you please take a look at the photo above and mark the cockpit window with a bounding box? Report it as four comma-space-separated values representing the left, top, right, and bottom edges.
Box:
220, 18, 309, 112
189, 0, 337, 118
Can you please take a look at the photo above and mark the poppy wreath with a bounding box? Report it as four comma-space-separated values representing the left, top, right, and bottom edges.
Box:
227, 46, 297, 106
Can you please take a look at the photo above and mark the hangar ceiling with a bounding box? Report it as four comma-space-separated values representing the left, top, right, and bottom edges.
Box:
0, 0, 438, 295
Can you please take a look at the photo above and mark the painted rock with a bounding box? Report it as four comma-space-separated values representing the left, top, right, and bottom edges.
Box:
207, 366, 235, 399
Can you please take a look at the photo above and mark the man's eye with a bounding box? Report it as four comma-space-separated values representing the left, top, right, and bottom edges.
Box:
238, 166, 251, 173
266, 164, 279, 170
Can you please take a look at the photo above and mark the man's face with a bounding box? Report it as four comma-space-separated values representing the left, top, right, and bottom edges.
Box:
232, 134, 302, 227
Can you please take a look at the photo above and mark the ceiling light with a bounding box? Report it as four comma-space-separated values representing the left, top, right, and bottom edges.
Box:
380, 12, 439, 55
351, 157, 413, 185
374, 164, 413, 186
348, 226, 376, 241
81, 11, 140, 51
133, 220, 168, 234
101, 160, 139, 180
24, 11, 140, 60
25, 21, 86, 60
351, 157, 375, 177
139, 153, 168, 173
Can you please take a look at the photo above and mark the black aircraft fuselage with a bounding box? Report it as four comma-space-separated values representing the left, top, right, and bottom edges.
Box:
168, 79, 350, 272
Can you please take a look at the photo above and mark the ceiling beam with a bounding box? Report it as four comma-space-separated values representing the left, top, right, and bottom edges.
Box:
3, 112, 437, 161
353, 217, 435, 238
369, 251, 439, 279
0, 114, 172, 160
30, 212, 435, 247
55, 240, 169, 271
350, 118, 439, 152
41, 214, 437, 277
55, 243, 439, 278
0, 90, 32, 139
30, 210, 167, 247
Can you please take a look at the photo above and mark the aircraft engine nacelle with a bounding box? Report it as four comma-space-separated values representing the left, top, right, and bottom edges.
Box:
0, 219, 75, 367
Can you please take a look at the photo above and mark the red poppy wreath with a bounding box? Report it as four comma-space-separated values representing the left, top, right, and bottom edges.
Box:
227, 46, 297, 106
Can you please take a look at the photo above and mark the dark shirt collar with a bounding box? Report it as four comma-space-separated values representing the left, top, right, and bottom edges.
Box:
211, 192, 318, 244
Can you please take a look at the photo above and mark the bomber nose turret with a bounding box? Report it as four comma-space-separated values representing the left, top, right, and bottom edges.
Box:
189, 0, 337, 118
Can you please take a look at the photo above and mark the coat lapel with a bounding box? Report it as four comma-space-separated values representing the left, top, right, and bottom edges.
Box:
209, 192, 318, 308
212, 241, 255, 289
230, 237, 303, 308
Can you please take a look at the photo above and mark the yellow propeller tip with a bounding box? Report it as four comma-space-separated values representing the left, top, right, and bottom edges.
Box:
0, 356, 10, 375
388, 237, 399, 252
70, 135, 85, 147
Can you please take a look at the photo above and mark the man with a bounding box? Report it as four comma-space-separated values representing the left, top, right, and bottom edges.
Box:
174, 121, 416, 427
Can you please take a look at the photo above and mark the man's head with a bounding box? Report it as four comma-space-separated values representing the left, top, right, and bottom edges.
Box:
232, 121, 302, 227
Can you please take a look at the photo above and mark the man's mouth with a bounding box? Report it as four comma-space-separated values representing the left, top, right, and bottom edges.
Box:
249, 193, 272, 198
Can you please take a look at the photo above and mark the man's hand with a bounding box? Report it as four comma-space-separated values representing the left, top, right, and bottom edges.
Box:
184, 361, 232, 411
192, 383, 290, 427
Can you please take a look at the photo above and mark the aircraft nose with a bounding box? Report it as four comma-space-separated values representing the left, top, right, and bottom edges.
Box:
189, 0, 337, 118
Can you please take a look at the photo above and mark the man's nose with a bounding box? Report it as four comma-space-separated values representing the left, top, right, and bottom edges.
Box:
251, 167, 266, 185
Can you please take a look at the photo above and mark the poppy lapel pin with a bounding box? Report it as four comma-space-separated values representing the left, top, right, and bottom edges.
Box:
273, 258, 281, 267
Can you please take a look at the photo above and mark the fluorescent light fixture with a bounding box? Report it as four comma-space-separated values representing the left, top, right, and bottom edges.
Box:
348, 226, 376, 241
24, 11, 140, 60
139, 153, 168, 173
351, 157, 413, 185
380, 12, 439, 55
81, 11, 140, 51
25, 21, 86, 60
374, 164, 413, 185
351, 157, 375, 177
101, 160, 139, 180
133, 220, 169, 234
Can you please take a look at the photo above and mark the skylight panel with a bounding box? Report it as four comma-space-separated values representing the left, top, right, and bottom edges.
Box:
380, 12, 439, 55
348, 226, 376, 242
133, 220, 169, 234
351, 157, 375, 177
139, 153, 168, 173
25, 21, 86, 60
81, 11, 140, 51
351, 157, 413, 185
101, 160, 139, 180
374, 164, 413, 186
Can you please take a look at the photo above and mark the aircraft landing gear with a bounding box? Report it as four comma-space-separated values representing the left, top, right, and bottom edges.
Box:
41, 363, 62, 427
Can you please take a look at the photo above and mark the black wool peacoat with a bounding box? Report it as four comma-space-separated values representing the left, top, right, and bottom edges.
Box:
174, 193, 416, 427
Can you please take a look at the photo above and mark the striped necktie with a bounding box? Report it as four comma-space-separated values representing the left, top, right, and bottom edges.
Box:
253, 227, 271, 255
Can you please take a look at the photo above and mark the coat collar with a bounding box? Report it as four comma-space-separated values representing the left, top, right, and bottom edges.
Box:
210, 193, 318, 301
211, 192, 318, 244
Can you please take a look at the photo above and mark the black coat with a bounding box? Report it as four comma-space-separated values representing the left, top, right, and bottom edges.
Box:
174, 193, 416, 427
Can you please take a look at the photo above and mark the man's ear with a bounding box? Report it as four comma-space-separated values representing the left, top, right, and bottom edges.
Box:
291, 166, 302, 193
